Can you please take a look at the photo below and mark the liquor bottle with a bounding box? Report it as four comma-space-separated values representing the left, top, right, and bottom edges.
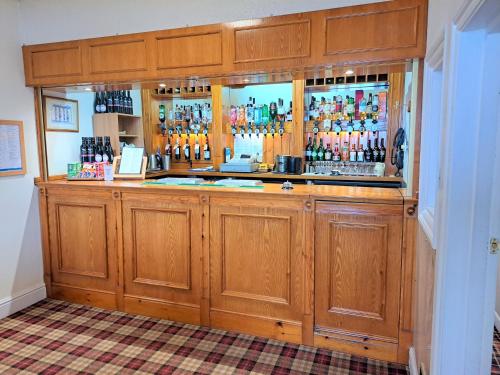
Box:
204, 138, 211, 160
341, 142, 349, 161
127, 91, 133, 115
373, 138, 381, 162
286, 101, 293, 122
305, 137, 312, 161
94, 92, 100, 113
99, 92, 107, 113
184, 138, 191, 160
366, 93, 373, 119
113, 91, 120, 113
318, 97, 325, 119
88, 137, 96, 163
311, 137, 318, 161
364, 139, 373, 162
333, 143, 341, 162
246, 97, 254, 124
260, 103, 268, 123
80, 137, 87, 163
278, 98, 286, 121
317, 138, 325, 161
357, 145, 365, 162
238, 104, 246, 124
159, 104, 166, 123
105, 136, 114, 162
343, 95, 350, 120
165, 138, 172, 157
372, 94, 379, 114
325, 143, 332, 161
309, 96, 316, 120
94, 137, 104, 162
335, 95, 343, 114
269, 101, 278, 123
347, 96, 355, 120
359, 96, 367, 115
380, 138, 386, 162
107, 91, 113, 113
254, 104, 262, 126
174, 138, 181, 160
349, 143, 357, 162
194, 139, 200, 160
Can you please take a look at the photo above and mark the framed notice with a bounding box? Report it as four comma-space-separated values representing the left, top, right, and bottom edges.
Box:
112, 147, 147, 180
43, 96, 79, 132
0, 120, 26, 176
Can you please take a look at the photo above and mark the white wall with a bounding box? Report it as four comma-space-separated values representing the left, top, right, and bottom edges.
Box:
18, 0, 385, 44
0, 0, 45, 317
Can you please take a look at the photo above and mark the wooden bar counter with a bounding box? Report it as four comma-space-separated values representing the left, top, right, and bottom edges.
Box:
37, 180, 415, 363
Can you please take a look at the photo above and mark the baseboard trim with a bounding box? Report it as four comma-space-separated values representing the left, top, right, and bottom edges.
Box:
0, 284, 46, 319
495, 311, 500, 332
409, 346, 419, 375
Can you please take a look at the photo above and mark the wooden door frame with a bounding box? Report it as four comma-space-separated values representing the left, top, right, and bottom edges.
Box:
429, 1, 500, 373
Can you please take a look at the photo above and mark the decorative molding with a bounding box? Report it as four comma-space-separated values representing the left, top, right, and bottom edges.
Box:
418, 208, 436, 250
425, 31, 444, 70
0, 284, 46, 319
454, 0, 486, 31
408, 346, 419, 375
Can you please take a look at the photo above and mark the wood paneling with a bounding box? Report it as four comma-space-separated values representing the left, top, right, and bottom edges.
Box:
233, 20, 310, 64
88, 38, 148, 74
22, 0, 427, 86
39, 181, 413, 364
315, 202, 403, 339
324, 7, 419, 55
209, 196, 307, 339
413, 223, 435, 375
24, 42, 82, 82
121, 193, 202, 324
47, 189, 117, 293
156, 32, 222, 69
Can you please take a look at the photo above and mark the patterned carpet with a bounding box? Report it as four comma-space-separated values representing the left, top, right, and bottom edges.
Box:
493, 328, 500, 374
0, 299, 409, 374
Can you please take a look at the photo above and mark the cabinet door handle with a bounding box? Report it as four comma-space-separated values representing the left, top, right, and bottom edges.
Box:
407, 205, 416, 216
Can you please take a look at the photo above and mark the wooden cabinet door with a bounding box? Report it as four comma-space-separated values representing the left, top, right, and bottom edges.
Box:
121, 193, 203, 324
314, 202, 403, 339
47, 189, 117, 293
209, 196, 307, 342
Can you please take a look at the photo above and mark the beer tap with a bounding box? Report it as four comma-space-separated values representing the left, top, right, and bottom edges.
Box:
313, 120, 320, 136
278, 119, 285, 137
168, 109, 174, 138
254, 104, 262, 138
247, 121, 253, 138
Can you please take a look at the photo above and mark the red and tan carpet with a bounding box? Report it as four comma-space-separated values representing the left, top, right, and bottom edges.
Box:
0, 299, 408, 374
493, 328, 500, 375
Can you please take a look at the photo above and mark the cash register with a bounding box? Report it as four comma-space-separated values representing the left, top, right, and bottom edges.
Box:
219, 154, 260, 173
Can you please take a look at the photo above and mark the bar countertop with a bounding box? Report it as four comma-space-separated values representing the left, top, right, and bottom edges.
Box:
38, 179, 405, 204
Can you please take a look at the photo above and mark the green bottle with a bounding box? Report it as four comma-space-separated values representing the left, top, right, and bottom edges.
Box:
317, 138, 325, 161
262, 104, 269, 125
311, 137, 318, 161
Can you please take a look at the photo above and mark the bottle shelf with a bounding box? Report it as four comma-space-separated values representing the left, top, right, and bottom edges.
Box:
303, 119, 387, 133
152, 92, 212, 100
223, 121, 293, 135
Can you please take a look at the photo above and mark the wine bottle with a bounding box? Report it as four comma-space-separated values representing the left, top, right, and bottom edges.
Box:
204, 138, 211, 160
380, 138, 386, 162
194, 139, 200, 160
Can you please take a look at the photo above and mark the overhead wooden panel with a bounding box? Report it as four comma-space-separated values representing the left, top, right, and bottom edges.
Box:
324, 7, 419, 55
88, 38, 148, 74
233, 20, 311, 63
156, 31, 222, 69
23, 42, 83, 85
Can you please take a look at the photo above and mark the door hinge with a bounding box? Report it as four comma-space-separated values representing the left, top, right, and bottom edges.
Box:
490, 238, 499, 254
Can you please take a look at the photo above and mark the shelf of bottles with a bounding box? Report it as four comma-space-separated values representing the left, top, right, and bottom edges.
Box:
303, 77, 389, 176
153, 85, 213, 165
222, 82, 293, 164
